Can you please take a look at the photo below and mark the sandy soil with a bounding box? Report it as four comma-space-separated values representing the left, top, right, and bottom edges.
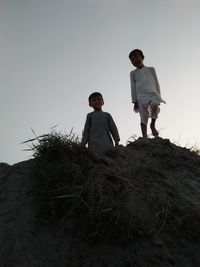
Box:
0, 137, 200, 267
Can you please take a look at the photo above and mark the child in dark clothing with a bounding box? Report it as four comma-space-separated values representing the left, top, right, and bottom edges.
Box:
81, 92, 120, 154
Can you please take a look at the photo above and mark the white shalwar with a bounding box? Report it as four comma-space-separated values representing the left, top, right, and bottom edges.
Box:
130, 66, 165, 125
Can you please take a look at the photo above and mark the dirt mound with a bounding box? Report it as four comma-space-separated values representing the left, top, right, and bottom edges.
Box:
1, 137, 200, 267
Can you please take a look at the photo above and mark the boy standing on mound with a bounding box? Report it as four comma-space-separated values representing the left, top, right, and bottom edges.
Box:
81, 92, 120, 155
129, 49, 165, 138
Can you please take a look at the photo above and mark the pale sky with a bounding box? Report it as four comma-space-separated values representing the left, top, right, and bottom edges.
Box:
1, 0, 200, 164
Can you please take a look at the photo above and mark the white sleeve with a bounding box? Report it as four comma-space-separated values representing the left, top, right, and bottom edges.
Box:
130, 71, 137, 103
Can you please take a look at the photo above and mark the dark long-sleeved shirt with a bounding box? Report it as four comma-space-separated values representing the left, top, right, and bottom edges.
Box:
82, 110, 120, 153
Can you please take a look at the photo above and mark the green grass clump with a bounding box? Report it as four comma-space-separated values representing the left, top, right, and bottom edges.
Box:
23, 129, 81, 161
24, 130, 136, 239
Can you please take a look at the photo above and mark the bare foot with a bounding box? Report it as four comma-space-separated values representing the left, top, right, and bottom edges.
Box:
150, 124, 159, 137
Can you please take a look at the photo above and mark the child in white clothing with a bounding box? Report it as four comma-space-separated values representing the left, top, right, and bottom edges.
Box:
129, 49, 165, 138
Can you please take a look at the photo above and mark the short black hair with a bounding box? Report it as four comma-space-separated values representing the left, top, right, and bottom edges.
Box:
88, 92, 103, 104
129, 49, 144, 60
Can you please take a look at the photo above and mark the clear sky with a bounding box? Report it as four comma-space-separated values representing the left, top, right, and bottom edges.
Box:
1, 0, 200, 164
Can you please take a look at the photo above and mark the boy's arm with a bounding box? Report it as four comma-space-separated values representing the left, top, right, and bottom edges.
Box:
130, 71, 137, 103
108, 114, 120, 145
81, 114, 91, 147
130, 71, 139, 112
151, 67, 161, 94
151, 67, 166, 104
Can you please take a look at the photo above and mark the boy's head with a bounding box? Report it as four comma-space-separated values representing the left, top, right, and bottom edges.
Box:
129, 49, 144, 60
129, 49, 144, 68
88, 92, 104, 110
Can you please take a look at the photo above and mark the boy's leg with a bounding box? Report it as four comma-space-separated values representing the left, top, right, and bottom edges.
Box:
149, 99, 159, 137
138, 101, 148, 138
150, 118, 159, 137
140, 123, 147, 138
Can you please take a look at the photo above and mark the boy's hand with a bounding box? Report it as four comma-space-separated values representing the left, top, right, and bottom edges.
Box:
115, 140, 119, 146
80, 139, 87, 147
133, 102, 139, 113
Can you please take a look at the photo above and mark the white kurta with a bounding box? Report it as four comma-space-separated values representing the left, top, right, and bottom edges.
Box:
130, 66, 165, 124
130, 66, 165, 104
